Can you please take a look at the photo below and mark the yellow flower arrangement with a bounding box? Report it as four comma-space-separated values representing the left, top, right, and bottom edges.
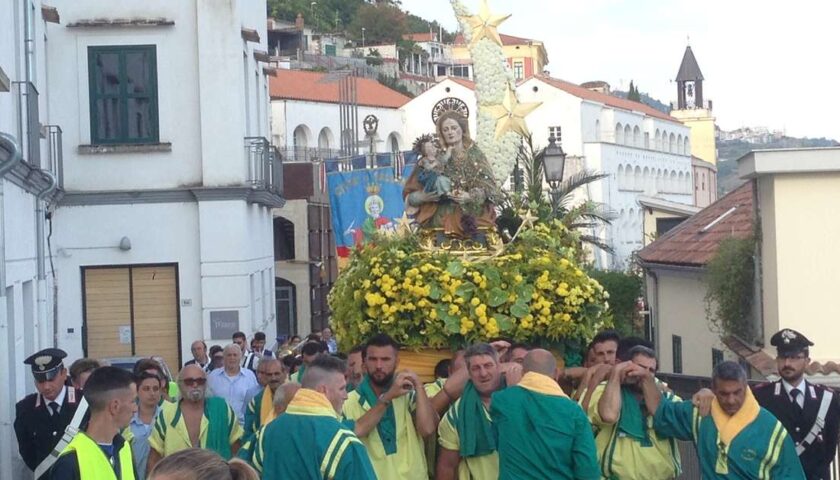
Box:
329, 220, 611, 357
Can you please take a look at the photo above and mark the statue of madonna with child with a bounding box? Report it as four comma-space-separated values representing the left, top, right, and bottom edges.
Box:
402, 112, 501, 244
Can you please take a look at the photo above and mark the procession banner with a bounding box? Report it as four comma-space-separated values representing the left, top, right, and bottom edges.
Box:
327, 167, 404, 267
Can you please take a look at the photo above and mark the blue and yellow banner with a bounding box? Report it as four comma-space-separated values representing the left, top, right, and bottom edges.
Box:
327, 167, 405, 262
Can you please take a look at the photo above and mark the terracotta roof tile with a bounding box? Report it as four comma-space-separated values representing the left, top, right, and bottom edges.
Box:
269, 70, 411, 109
537, 76, 681, 123
454, 33, 538, 46
637, 181, 754, 267
447, 77, 475, 90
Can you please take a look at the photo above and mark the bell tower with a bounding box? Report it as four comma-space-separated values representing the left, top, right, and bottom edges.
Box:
671, 44, 717, 167
676, 46, 704, 109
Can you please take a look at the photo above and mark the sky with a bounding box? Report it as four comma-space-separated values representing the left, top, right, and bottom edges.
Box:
401, 0, 840, 140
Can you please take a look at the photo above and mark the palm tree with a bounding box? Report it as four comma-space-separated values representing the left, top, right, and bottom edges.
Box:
496, 134, 615, 253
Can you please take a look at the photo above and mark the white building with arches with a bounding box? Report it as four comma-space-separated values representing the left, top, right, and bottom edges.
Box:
517, 76, 695, 270
269, 70, 410, 160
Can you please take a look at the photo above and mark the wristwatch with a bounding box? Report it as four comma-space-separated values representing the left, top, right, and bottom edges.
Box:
377, 393, 391, 406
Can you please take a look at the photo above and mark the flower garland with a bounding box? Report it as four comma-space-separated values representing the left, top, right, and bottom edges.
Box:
450, 0, 521, 184
329, 221, 611, 353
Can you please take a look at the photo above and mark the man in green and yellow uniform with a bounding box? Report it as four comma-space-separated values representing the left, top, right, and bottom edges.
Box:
253, 355, 375, 479
243, 358, 286, 441
436, 343, 505, 480
146, 365, 242, 475
491, 349, 601, 480
652, 361, 805, 479
50, 367, 138, 480
342, 333, 438, 479
588, 345, 681, 479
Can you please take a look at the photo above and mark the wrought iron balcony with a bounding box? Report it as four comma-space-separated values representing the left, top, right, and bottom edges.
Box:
244, 137, 283, 197
13, 80, 40, 168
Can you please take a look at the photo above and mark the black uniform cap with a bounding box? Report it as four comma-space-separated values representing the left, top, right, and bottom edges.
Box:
770, 329, 813, 357
23, 348, 67, 381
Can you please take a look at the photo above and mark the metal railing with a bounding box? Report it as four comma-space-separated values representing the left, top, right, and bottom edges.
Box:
44, 125, 63, 189
244, 137, 283, 196
13, 80, 40, 168
276, 147, 342, 164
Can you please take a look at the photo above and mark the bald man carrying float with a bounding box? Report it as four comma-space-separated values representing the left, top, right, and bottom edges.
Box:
490, 349, 600, 480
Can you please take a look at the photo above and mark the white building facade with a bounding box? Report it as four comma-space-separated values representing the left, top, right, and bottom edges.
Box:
518, 77, 694, 270
1, 1, 64, 477
43, 0, 279, 385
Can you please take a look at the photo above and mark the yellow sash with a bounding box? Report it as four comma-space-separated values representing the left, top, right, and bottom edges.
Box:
517, 372, 569, 398
259, 387, 276, 426
710, 386, 760, 474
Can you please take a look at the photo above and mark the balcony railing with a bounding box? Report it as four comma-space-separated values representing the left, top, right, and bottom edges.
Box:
13, 81, 40, 168
245, 137, 283, 196
276, 147, 343, 163
44, 125, 63, 189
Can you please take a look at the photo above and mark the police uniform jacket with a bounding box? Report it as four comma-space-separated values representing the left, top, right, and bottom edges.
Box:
14, 386, 82, 478
753, 379, 840, 480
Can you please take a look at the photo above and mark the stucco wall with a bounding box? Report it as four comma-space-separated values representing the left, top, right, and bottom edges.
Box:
672, 109, 716, 165
759, 172, 840, 362
649, 267, 733, 376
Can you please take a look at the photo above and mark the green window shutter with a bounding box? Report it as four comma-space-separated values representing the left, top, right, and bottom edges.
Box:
88, 45, 159, 145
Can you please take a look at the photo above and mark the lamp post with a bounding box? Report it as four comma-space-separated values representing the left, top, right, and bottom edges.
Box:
361, 27, 366, 49
543, 135, 566, 206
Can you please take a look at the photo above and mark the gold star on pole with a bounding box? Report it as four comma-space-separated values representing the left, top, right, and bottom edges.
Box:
457, 0, 511, 48
483, 87, 542, 139
396, 212, 413, 237
519, 209, 538, 228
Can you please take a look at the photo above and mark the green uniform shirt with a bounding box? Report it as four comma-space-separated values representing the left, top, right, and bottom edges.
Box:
653, 399, 806, 479
491, 385, 600, 480
438, 397, 499, 480
342, 389, 428, 480
254, 389, 376, 480
588, 383, 681, 480
149, 397, 243, 459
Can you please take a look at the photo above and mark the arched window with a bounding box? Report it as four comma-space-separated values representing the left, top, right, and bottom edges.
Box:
387, 132, 402, 153
669, 171, 678, 192
595, 120, 601, 141
617, 165, 625, 189
655, 130, 661, 150
677, 135, 684, 154
669, 133, 676, 153
678, 172, 685, 193
624, 164, 633, 188
625, 125, 632, 146
634, 166, 642, 190
684, 137, 690, 155
643, 167, 650, 191
318, 127, 334, 156
293, 125, 311, 161
615, 123, 623, 144
633, 126, 641, 147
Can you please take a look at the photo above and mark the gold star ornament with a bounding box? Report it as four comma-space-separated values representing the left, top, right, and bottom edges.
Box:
457, 0, 511, 48
396, 212, 414, 237
483, 87, 542, 139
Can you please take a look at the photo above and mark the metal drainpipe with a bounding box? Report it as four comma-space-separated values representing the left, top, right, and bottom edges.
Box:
0, 133, 23, 302
35, 170, 57, 347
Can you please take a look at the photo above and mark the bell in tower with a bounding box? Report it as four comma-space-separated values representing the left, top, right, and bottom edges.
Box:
676, 45, 704, 110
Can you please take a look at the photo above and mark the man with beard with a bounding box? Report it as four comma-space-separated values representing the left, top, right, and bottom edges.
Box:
753, 329, 840, 480
146, 365, 243, 475
491, 349, 600, 480
254, 355, 376, 479
342, 333, 437, 479
346, 345, 365, 392
436, 343, 505, 480
653, 361, 805, 478
588, 346, 681, 479
243, 358, 287, 442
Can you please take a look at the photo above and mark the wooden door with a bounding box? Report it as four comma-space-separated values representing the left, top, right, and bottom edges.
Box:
131, 266, 179, 373
83, 268, 132, 359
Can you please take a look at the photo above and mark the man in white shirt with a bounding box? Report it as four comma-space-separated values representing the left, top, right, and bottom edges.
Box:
207, 343, 259, 425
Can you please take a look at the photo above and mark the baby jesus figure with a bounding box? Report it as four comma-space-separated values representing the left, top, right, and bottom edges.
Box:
415, 136, 451, 197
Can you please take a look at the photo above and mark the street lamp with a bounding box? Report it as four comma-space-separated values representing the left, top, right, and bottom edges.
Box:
543, 135, 566, 189
361, 27, 366, 48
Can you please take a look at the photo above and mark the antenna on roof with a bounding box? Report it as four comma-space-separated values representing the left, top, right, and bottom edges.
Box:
700, 206, 737, 233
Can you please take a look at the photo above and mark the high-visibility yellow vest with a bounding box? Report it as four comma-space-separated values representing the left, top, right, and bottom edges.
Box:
60, 432, 136, 480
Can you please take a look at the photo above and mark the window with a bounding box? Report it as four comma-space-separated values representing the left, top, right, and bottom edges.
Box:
513, 61, 524, 80
712, 349, 724, 369
88, 45, 158, 144
452, 66, 469, 78
672, 335, 683, 373
548, 126, 562, 143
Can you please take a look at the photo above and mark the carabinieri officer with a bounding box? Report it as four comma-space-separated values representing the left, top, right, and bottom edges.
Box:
753, 329, 840, 480
14, 348, 82, 479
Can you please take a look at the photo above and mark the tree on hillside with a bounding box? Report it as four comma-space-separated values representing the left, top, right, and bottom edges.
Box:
627, 81, 641, 102
348, 3, 407, 44
268, 0, 364, 32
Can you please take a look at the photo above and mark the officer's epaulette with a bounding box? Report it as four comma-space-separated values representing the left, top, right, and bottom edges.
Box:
752, 382, 773, 389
